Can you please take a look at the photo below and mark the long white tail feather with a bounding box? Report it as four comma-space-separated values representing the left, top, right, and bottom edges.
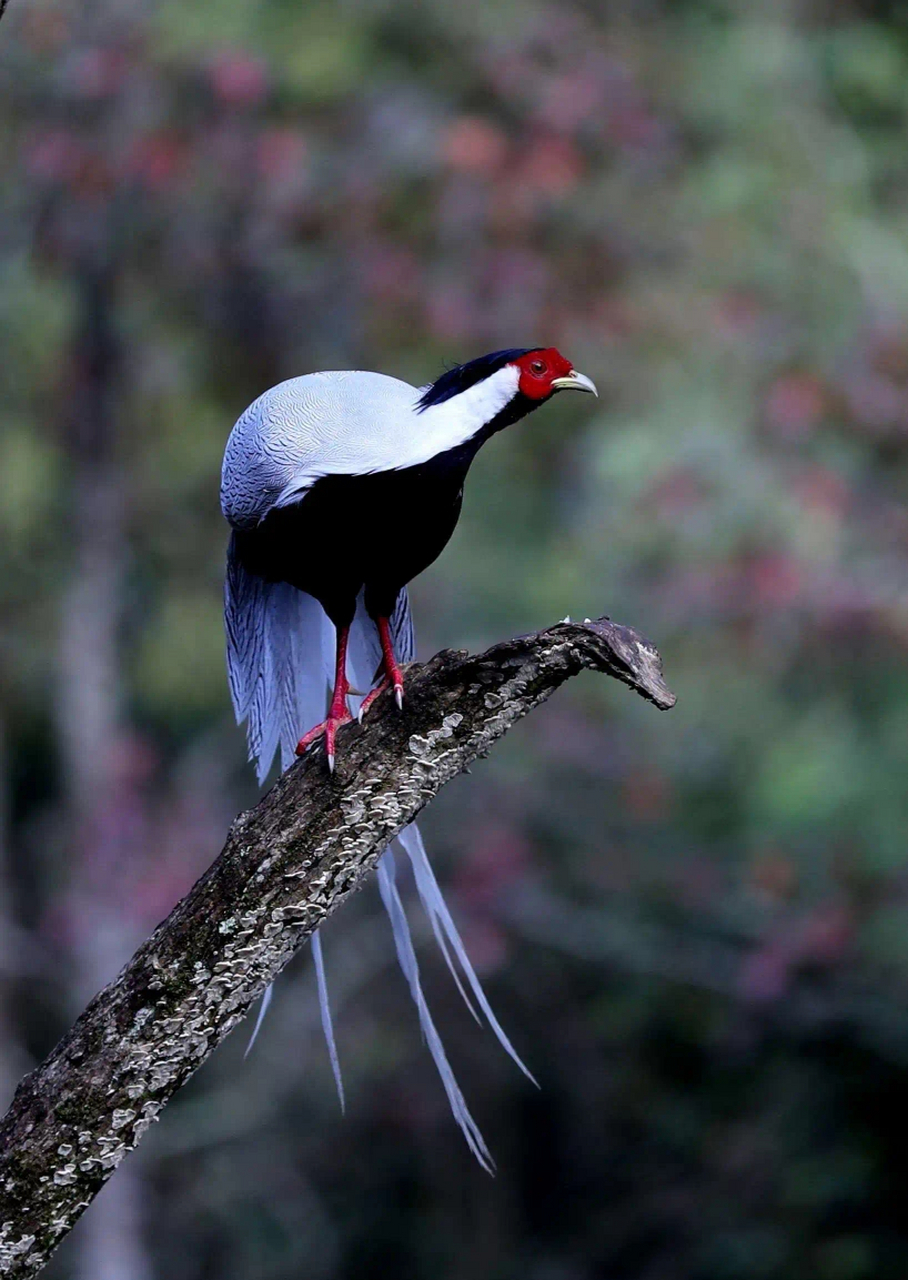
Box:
423, 897, 482, 1024
225, 547, 265, 720
345, 596, 384, 708
226, 536, 335, 783
311, 929, 345, 1112
376, 848, 494, 1173
394, 836, 482, 1023
281, 595, 335, 774
396, 824, 537, 1086
244, 982, 274, 1059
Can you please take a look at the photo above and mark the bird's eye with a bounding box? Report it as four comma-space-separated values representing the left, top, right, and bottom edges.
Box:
530, 359, 546, 375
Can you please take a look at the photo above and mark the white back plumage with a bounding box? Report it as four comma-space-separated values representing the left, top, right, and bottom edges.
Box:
221, 365, 520, 528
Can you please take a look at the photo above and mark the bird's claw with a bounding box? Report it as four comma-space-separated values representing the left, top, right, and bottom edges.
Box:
357, 678, 387, 722
356, 674, 405, 723
295, 707, 354, 769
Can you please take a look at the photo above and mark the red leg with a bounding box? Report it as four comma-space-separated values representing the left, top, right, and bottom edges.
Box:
357, 616, 405, 721
377, 615, 405, 709
295, 623, 353, 772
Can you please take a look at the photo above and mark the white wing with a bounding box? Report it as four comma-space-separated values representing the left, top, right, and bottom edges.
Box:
220, 365, 519, 530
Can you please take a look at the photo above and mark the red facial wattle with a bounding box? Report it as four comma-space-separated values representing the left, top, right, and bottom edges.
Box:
512, 348, 575, 400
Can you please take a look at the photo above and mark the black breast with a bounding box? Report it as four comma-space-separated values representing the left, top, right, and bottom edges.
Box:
232, 442, 476, 627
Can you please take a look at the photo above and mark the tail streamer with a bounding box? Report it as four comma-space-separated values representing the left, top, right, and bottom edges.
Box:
376, 848, 494, 1172
311, 929, 345, 1112
396, 824, 537, 1086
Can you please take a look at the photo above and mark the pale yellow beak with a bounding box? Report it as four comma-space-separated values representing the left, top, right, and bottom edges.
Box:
551, 370, 598, 396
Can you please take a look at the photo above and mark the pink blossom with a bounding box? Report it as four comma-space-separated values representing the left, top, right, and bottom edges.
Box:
454, 824, 531, 911
442, 116, 509, 176
537, 69, 604, 132
791, 467, 850, 519
739, 941, 792, 1002
130, 133, 187, 191
516, 132, 584, 197
766, 373, 825, 439
25, 128, 80, 181
65, 47, 126, 99
210, 52, 269, 107
750, 553, 803, 609
256, 127, 308, 181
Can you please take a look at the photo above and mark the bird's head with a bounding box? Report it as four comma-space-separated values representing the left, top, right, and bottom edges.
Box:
509, 348, 599, 401
417, 347, 597, 432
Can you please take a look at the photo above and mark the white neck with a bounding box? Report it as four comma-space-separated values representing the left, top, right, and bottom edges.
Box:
406, 364, 520, 466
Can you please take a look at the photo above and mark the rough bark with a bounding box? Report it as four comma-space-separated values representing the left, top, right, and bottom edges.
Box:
0, 616, 674, 1277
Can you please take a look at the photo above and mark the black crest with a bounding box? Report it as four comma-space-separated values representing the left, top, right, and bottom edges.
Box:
417, 348, 539, 411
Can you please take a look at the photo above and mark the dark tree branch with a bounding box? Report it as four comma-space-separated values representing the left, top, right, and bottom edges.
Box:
0, 617, 674, 1277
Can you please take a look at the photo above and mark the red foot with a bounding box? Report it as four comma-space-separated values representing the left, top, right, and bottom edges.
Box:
356, 643, 405, 723
295, 708, 354, 772
297, 616, 407, 769
357, 677, 400, 722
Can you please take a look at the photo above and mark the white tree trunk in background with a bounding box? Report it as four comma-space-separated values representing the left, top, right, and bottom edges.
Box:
55, 265, 154, 1280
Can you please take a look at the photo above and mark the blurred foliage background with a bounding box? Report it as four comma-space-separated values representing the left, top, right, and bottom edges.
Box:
3, 0, 908, 1275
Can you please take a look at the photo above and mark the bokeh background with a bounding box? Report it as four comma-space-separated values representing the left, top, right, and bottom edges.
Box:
3, 0, 908, 1275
